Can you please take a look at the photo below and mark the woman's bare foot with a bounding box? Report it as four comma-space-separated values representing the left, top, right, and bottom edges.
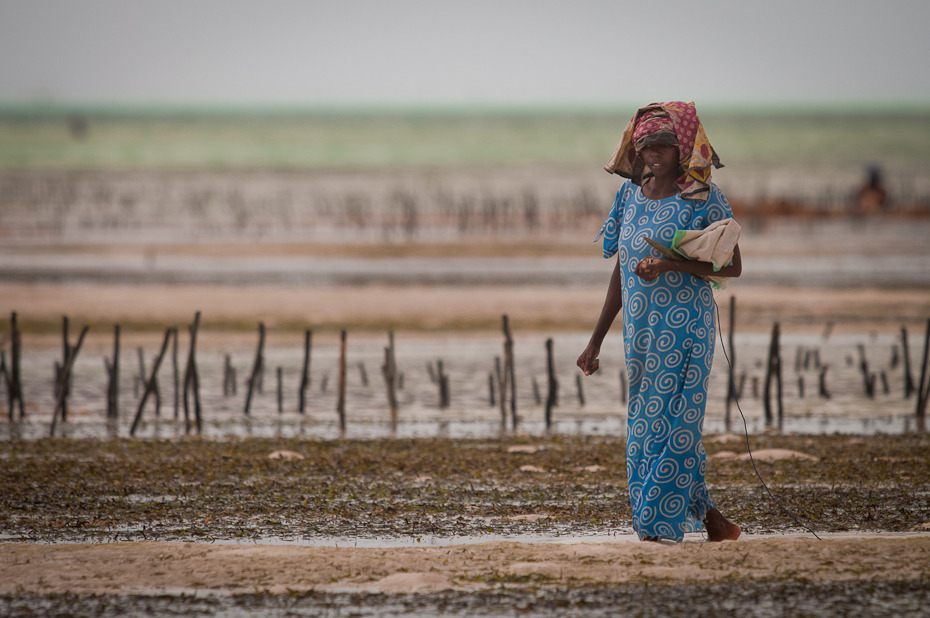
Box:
704, 508, 741, 542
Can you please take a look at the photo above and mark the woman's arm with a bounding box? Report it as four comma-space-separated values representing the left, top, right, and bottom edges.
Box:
577, 258, 623, 376
635, 244, 742, 282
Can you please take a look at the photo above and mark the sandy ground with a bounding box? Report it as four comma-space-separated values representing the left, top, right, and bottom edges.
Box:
2, 535, 928, 596
4, 283, 929, 342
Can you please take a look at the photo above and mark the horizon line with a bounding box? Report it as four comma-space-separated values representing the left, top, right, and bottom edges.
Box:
2, 97, 930, 117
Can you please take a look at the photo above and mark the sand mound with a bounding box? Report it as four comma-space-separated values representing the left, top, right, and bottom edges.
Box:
738, 448, 819, 462
710, 448, 818, 462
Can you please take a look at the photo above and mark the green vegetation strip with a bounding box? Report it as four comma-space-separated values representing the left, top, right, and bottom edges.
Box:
3, 109, 929, 170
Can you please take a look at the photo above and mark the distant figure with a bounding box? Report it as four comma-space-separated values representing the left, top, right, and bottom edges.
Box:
68, 115, 88, 140
578, 101, 742, 543
855, 165, 887, 215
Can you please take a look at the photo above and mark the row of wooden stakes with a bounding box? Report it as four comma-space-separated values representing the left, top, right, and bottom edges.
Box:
2, 306, 930, 437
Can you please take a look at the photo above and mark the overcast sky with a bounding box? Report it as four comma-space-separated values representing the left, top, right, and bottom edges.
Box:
1, 0, 928, 109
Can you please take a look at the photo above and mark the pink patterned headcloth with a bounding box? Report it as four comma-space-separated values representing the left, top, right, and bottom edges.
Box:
604, 101, 723, 201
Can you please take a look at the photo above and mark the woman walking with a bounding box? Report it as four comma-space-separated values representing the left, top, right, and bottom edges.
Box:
577, 101, 742, 542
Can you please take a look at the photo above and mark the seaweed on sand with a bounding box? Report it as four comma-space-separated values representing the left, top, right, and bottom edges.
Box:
0, 433, 928, 543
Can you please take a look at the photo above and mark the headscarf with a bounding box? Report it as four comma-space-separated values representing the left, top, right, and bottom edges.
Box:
604, 101, 723, 201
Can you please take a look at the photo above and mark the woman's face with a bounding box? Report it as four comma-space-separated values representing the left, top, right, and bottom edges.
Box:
638, 144, 679, 179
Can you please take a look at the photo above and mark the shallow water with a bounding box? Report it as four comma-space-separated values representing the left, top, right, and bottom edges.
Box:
2, 330, 923, 441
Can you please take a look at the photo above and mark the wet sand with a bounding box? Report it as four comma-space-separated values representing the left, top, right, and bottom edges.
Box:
3, 282, 929, 337
2, 424, 928, 615
4, 215, 930, 337
2, 535, 928, 596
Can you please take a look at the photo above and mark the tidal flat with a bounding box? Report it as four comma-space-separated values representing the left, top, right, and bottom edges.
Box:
1, 434, 929, 617
2, 433, 929, 544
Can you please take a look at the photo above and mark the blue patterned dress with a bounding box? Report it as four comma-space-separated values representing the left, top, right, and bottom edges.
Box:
599, 179, 733, 541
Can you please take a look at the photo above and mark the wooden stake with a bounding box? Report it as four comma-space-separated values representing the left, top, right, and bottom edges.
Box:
902, 327, 915, 398
298, 329, 312, 414
818, 366, 831, 399
223, 354, 233, 397
50, 326, 88, 437
337, 330, 347, 433
60, 316, 70, 422
857, 344, 874, 398
495, 356, 505, 429
426, 361, 436, 384
171, 327, 179, 419
502, 315, 517, 431
545, 338, 558, 431
383, 345, 398, 434
129, 328, 172, 437
183, 312, 202, 435
107, 325, 120, 420
763, 322, 783, 429
137, 347, 145, 384
437, 360, 450, 409
776, 329, 784, 431
244, 322, 265, 416
276, 367, 283, 414
138, 346, 161, 416
916, 318, 930, 432
725, 296, 736, 433
0, 352, 8, 420
9, 312, 24, 420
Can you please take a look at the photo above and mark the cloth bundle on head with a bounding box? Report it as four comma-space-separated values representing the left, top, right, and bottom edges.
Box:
604, 101, 723, 201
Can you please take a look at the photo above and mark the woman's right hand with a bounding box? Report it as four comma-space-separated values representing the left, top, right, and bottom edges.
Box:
578, 258, 622, 377
577, 343, 601, 376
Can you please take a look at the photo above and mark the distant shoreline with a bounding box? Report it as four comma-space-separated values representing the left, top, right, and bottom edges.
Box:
3, 99, 930, 117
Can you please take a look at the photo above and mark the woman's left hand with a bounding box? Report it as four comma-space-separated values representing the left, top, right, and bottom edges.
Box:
635, 256, 670, 282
